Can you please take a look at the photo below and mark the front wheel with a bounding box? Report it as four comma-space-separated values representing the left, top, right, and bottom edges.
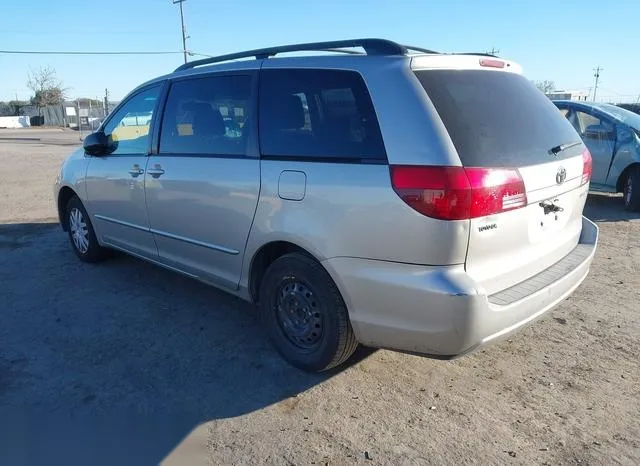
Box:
259, 253, 358, 372
623, 166, 640, 212
65, 196, 108, 262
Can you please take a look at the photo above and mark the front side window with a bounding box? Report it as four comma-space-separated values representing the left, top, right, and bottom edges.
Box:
575, 111, 616, 141
102, 85, 161, 155
259, 69, 386, 161
159, 75, 252, 156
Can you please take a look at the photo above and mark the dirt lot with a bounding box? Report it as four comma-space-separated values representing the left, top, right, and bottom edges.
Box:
0, 129, 638, 465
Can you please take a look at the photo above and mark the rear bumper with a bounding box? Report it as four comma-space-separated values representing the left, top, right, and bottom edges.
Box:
322, 216, 598, 357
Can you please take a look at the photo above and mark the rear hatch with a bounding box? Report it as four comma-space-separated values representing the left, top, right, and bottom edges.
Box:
411, 63, 591, 295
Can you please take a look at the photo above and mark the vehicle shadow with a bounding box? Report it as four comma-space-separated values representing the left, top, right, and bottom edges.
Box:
583, 192, 640, 222
0, 222, 375, 466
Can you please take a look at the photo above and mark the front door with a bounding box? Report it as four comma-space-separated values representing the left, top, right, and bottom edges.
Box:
84, 84, 162, 258
144, 73, 260, 289
573, 110, 616, 184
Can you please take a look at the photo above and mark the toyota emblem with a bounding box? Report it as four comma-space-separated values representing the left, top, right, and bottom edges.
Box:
556, 167, 567, 185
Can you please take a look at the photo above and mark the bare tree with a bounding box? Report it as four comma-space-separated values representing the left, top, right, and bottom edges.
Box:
26, 66, 66, 114
532, 80, 556, 94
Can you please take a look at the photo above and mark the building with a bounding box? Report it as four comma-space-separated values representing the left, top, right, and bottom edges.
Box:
546, 90, 589, 101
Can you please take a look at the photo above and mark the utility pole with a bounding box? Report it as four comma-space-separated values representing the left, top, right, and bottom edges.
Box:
77, 98, 82, 139
592, 66, 603, 102
173, 0, 188, 63
487, 47, 500, 55
104, 88, 110, 117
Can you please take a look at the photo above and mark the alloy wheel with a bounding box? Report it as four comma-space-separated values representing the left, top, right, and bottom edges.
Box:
69, 207, 89, 254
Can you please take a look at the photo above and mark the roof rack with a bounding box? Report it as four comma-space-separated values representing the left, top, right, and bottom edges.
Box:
174, 38, 437, 72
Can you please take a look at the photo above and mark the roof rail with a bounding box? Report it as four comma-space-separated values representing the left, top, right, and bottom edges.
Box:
403, 45, 439, 55
174, 38, 410, 72
456, 52, 499, 57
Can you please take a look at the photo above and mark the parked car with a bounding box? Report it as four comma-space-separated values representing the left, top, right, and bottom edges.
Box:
55, 39, 598, 372
553, 100, 640, 211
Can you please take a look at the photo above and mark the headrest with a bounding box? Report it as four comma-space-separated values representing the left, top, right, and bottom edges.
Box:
275, 95, 305, 130
192, 103, 225, 137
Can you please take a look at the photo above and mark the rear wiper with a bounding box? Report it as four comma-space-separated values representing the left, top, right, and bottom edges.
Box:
549, 141, 582, 155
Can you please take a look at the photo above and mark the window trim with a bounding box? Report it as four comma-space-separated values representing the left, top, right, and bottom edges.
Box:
154, 70, 259, 159
96, 81, 166, 157
257, 68, 388, 164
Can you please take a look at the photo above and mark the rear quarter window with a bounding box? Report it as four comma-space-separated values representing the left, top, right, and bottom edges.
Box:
259, 69, 386, 162
414, 70, 582, 167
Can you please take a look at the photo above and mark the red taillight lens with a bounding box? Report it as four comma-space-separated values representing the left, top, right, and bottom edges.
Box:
479, 58, 505, 68
581, 148, 592, 185
390, 166, 471, 220
464, 167, 528, 218
390, 166, 527, 220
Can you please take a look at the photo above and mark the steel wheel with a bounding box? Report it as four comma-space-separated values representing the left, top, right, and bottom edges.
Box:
259, 252, 358, 372
69, 207, 89, 254
625, 176, 633, 207
275, 279, 323, 350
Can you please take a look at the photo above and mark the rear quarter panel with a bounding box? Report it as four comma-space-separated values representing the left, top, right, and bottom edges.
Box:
240, 160, 470, 292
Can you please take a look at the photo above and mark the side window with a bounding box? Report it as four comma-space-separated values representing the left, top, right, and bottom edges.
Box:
560, 107, 582, 134
102, 85, 161, 155
575, 111, 616, 141
159, 75, 252, 156
259, 69, 386, 161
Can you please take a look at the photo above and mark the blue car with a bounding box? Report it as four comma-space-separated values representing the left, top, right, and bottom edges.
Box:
554, 101, 640, 211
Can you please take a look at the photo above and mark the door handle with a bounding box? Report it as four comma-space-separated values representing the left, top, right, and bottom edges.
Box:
128, 165, 144, 177
147, 164, 165, 178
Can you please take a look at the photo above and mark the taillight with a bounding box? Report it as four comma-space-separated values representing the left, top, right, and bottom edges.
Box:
390, 166, 527, 220
581, 149, 592, 185
479, 58, 505, 68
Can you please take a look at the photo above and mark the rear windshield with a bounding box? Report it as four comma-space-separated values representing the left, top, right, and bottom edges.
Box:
414, 70, 582, 167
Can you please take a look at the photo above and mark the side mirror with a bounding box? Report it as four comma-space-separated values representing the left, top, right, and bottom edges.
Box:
83, 131, 109, 156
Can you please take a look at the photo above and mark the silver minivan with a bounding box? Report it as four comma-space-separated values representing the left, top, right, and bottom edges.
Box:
55, 39, 598, 372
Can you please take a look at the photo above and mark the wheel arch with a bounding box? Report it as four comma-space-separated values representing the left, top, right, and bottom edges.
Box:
248, 240, 322, 303
616, 162, 640, 193
57, 185, 79, 231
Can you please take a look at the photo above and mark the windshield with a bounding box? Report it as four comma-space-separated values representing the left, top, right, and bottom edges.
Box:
414, 70, 583, 167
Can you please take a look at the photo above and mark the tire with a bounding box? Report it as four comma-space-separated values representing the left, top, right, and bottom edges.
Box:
65, 196, 108, 263
258, 253, 358, 372
623, 166, 640, 212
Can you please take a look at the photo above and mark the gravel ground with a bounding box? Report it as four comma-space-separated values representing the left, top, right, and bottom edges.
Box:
0, 130, 638, 465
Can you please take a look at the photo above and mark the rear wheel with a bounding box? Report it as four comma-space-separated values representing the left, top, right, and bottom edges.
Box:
258, 253, 358, 372
65, 196, 108, 262
623, 166, 640, 212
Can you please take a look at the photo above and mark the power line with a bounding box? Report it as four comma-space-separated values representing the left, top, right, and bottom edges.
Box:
0, 50, 185, 55
0, 29, 171, 36
189, 52, 213, 58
